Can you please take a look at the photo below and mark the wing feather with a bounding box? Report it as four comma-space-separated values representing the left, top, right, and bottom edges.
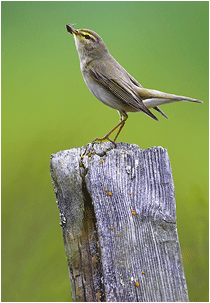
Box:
88, 66, 158, 121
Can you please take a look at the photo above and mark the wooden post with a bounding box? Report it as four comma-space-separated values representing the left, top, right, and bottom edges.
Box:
50, 142, 189, 302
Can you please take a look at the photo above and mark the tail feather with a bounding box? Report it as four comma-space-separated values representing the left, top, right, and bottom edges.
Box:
143, 98, 180, 108
137, 87, 203, 107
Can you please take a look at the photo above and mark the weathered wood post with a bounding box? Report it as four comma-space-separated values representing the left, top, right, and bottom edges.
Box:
50, 142, 189, 302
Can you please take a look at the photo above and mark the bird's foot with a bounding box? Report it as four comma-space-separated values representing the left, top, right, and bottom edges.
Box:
92, 136, 116, 147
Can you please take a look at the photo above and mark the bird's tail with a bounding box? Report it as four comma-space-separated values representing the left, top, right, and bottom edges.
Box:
138, 87, 203, 109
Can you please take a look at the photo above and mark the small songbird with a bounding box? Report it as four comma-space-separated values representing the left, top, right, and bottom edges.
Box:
66, 24, 203, 143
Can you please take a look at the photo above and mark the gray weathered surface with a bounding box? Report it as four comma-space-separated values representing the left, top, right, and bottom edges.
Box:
50, 142, 189, 302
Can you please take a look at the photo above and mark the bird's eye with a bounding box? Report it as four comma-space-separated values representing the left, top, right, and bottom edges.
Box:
84, 34, 91, 40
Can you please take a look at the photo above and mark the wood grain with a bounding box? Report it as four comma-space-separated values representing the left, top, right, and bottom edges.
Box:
50, 142, 188, 302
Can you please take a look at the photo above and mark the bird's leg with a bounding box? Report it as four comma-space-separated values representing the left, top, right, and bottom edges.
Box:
113, 113, 128, 142
92, 119, 125, 143
92, 112, 128, 144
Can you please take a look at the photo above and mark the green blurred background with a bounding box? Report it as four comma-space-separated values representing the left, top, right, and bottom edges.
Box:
2, 1, 208, 301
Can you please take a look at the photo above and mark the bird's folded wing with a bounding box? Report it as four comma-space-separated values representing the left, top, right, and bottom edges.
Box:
88, 67, 158, 121
152, 106, 169, 119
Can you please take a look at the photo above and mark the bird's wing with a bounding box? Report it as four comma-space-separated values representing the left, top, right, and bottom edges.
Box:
153, 106, 169, 119
88, 66, 158, 121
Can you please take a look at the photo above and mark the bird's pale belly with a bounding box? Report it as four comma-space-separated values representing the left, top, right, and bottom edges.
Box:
83, 75, 138, 113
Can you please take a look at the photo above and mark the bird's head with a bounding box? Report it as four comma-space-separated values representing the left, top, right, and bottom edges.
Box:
66, 24, 108, 62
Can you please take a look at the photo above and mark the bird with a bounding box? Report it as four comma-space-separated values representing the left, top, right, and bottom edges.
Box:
66, 24, 203, 143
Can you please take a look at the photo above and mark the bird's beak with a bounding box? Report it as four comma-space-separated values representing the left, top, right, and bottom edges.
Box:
66, 24, 78, 35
